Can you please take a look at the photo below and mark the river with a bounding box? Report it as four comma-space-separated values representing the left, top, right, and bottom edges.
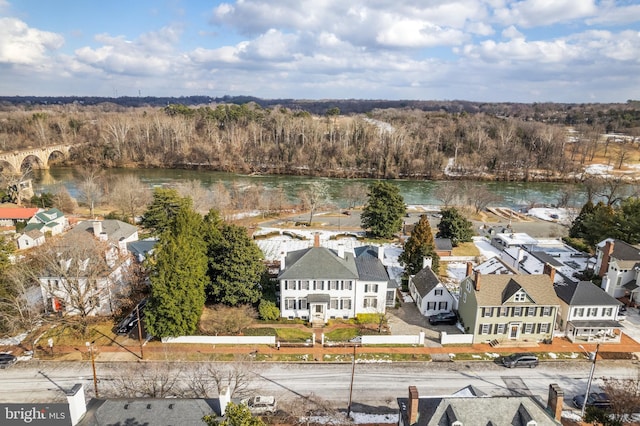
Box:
32, 168, 585, 210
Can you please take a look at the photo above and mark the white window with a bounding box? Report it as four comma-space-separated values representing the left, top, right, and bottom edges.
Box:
542, 307, 551, 316
483, 307, 493, 317
540, 323, 550, 333
574, 307, 584, 317
341, 298, 352, 310
330, 299, 339, 309
363, 297, 377, 308
499, 307, 509, 317
343, 281, 353, 290
514, 292, 526, 302
434, 289, 443, 296
285, 299, 296, 310
438, 301, 448, 310
365, 284, 379, 293
427, 302, 436, 310
526, 307, 536, 316
604, 307, 613, 316
301, 280, 309, 290
513, 307, 522, 316
466, 281, 472, 292
462, 293, 467, 303
524, 323, 533, 333
480, 324, 491, 334
329, 280, 338, 290
299, 299, 308, 309
496, 324, 506, 334
314, 280, 324, 291
587, 307, 598, 317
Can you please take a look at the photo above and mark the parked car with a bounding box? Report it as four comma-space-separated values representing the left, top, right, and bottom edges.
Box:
572, 392, 611, 410
116, 299, 148, 335
428, 312, 458, 325
0, 353, 17, 369
241, 396, 277, 415
501, 353, 539, 368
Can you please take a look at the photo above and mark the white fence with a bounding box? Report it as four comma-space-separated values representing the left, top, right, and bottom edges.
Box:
361, 331, 425, 345
440, 331, 474, 345
162, 336, 276, 345
440, 256, 477, 262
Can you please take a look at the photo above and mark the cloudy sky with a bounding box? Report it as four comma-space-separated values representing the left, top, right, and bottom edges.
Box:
1, 0, 639, 102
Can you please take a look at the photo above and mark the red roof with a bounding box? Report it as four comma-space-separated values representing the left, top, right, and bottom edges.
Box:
0, 207, 39, 220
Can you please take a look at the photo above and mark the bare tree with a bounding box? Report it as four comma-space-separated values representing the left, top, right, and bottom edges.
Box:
0, 166, 34, 206
107, 363, 183, 398
600, 373, 640, 425
109, 175, 152, 222
468, 185, 503, 214
298, 181, 330, 225
0, 266, 43, 335
175, 179, 212, 214
199, 305, 257, 335
279, 393, 344, 426
50, 184, 78, 213
433, 182, 461, 207
186, 360, 255, 399
76, 169, 104, 218
343, 183, 368, 209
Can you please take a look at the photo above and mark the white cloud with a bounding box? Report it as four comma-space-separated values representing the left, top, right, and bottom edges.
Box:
588, 1, 640, 26
0, 17, 64, 65
494, 0, 598, 28
376, 20, 467, 47
501, 25, 523, 39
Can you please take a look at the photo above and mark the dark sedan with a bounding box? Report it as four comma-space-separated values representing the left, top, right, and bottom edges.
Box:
572, 392, 611, 410
428, 312, 458, 325
0, 353, 17, 369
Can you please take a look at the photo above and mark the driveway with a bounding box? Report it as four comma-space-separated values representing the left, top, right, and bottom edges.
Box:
621, 305, 640, 344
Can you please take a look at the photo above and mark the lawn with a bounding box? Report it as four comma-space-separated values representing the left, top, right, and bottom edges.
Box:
38, 321, 118, 346
325, 328, 360, 342
451, 242, 480, 257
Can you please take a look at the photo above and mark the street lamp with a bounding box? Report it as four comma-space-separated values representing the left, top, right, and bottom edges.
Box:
85, 341, 99, 398
578, 343, 600, 418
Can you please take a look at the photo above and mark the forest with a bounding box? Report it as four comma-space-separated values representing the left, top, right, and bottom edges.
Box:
0, 98, 639, 181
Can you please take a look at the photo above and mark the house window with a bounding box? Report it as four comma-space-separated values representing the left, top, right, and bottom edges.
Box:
604, 307, 613, 316
329, 280, 338, 290
301, 280, 310, 290
587, 307, 598, 317
524, 323, 533, 333
499, 307, 509, 317
480, 324, 491, 334
616, 276, 622, 287
482, 307, 493, 317
299, 299, 308, 309
540, 323, 550, 333
363, 297, 377, 308
434, 289, 443, 296
514, 292, 526, 302
513, 307, 522, 316
343, 281, 353, 290
341, 299, 352, 310
466, 281, 471, 292
496, 324, 506, 334
462, 293, 467, 303
542, 307, 551, 316
427, 302, 436, 310
314, 281, 324, 291
438, 301, 448, 310
330, 299, 339, 309
285, 299, 296, 310
574, 308, 584, 317
365, 284, 379, 293
526, 307, 536, 316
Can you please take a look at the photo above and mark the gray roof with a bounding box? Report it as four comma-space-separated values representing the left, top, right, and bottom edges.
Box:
398, 396, 560, 426
411, 267, 441, 299
554, 281, 621, 306
603, 238, 640, 261
474, 274, 559, 307
531, 251, 564, 268
354, 245, 389, 282
278, 247, 358, 280
68, 220, 138, 244
127, 239, 158, 260
435, 238, 452, 251
77, 398, 222, 426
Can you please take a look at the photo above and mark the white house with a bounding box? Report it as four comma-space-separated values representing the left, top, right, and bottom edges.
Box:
409, 265, 455, 317
277, 236, 389, 323
17, 229, 45, 250
24, 208, 68, 236
595, 238, 640, 299
39, 220, 139, 316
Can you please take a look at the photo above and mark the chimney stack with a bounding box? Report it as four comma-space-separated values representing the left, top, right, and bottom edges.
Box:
466, 262, 473, 278
219, 386, 231, 417
598, 240, 615, 277
408, 386, 419, 425
314, 233, 320, 248
543, 263, 556, 283
474, 271, 481, 291
547, 383, 564, 421
92, 221, 102, 237
65, 384, 86, 426
423, 257, 433, 269
377, 246, 384, 261
338, 244, 345, 259
280, 252, 286, 270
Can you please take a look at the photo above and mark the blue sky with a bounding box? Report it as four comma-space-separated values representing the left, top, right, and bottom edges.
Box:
1, 0, 639, 102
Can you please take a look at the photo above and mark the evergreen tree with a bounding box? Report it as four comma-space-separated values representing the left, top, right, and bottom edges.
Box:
399, 214, 440, 275
141, 188, 191, 236
145, 205, 208, 337
360, 181, 405, 239
204, 209, 265, 305
203, 402, 266, 426
617, 197, 640, 244
578, 201, 617, 247
569, 200, 595, 238
436, 207, 473, 247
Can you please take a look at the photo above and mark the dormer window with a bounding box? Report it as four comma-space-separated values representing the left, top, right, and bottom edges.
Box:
514, 291, 526, 302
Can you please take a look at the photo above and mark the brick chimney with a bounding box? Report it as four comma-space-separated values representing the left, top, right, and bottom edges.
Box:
408, 386, 419, 425
598, 240, 615, 277
474, 271, 481, 291
547, 383, 563, 421
314, 233, 320, 247
466, 262, 473, 278
543, 263, 556, 283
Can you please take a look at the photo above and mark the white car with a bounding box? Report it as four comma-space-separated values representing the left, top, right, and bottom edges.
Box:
241, 396, 277, 415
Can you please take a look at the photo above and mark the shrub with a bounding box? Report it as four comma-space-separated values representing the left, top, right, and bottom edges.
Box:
258, 300, 280, 321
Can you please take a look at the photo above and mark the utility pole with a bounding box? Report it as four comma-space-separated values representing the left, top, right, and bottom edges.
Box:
86, 342, 99, 397
136, 304, 144, 360
580, 343, 600, 418
347, 344, 357, 418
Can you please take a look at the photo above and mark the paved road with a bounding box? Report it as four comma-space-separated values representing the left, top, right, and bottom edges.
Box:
1, 360, 637, 413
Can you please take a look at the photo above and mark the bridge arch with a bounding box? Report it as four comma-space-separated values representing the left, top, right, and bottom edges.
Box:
0, 144, 74, 173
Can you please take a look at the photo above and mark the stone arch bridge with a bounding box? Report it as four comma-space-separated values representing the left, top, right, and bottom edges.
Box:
0, 144, 75, 173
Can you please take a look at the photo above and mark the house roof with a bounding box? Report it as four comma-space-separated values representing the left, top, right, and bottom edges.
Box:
435, 238, 452, 252
0, 207, 39, 220
411, 267, 442, 299
474, 257, 516, 275
600, 238, 640, 261
68, 220, 138, 244
278, 247, 358, 280
398, 396, 560, 426
127, 239, 158, 260
474, 274, 559, 307
32, 208, 64, 223
554, 281, 621, 306
22, 229, 44, 239
23, 222, 45, 233
354, 245, 389, 282
77, 398, 222, 426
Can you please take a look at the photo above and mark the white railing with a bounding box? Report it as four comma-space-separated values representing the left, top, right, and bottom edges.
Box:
440, 331, 474, 345
161, 336, 276, 344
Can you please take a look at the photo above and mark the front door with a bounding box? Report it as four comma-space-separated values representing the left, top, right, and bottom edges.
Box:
312, 304, 325, 322
509, 323, 520, 339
